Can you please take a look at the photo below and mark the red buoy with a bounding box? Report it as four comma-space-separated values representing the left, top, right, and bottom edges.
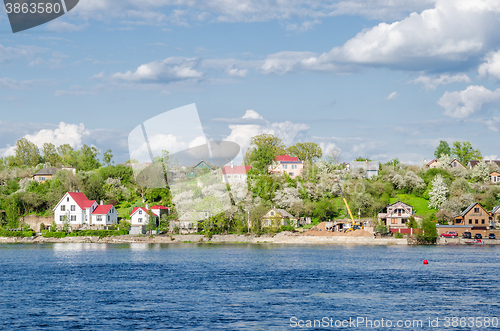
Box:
423, 260, 428, 265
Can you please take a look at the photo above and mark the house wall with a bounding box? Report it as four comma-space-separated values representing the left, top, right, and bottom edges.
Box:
222, 173, 247, 183
33, 174, 54, 182
454, 206, 490, 229
91, 208, 118, 226
53, 193, 97, 227
130, 210, 149, 226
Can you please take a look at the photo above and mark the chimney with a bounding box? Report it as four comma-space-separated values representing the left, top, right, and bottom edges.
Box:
76, 189, 79, 193
100, 200, 103, 205
146, 204, 149, 210
231, 160, 234, 169
366, 160, 369, 170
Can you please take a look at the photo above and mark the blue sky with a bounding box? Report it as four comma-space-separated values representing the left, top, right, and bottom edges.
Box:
0, 0, 499, 164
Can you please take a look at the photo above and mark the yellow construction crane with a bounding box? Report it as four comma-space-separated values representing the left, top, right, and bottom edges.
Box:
334, 178, 362, 232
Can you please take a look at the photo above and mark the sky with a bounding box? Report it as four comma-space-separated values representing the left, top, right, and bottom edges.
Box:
0, 0, 499, 165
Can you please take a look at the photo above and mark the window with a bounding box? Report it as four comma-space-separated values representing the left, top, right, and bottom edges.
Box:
139, 210, 142, 214
70, 215, 76, 221
108, 215, 110, 221
97, 216, 102, 222
70, 205, 75, 211
60, 216, 64, 222
475, 219, 478, 224
482, 219, 485, 224
292, 164, 297, 170
270, 211, 274, 216
468, 220, 472, 224
67, 197, 69, 202
456, 219, 461, 224
61, 205, 65, 211
402, 219, 407, 224
138, 218, 143, 223
264, 220, 269, 226
283, 164, 288, 169
474, 207, 479, 213
289, 172, 294, 177
40, 177, 45, 181
391, 219, 397, 224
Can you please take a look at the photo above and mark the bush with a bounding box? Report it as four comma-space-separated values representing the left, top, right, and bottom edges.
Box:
0, 229, 35, 237
69, 230, 129, 238
417, 215, 438, 244
394, 232, 403, 239
278, 225, 295, 232
42, 231, 67, 238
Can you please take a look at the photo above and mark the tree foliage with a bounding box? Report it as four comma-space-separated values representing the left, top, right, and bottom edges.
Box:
452, 141, 481, 165
287, 142, 322, 163
434, 140, 451, 159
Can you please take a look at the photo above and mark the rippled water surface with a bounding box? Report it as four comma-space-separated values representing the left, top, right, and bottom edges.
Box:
0, 243, 499, 330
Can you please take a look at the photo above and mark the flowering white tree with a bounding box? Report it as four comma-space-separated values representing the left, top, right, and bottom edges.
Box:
471, 159, 489, 182
273, 185, 302, 210
428, 175, 448, 209
404, 171, 425, 192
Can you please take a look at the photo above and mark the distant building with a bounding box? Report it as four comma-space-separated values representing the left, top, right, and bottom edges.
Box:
269, 155, 303, 179
377, 201, 414, 229
490, 172, 500, 184
348, 161, 379, 178
52, 192, 117, 230
453, 202, 490, 230
187, 160, 214, 178
468, 160, 500, 169
261, 208, 297, 227
222, 163, 251, 184
32, 167, 76, 183
427, 158, 466, 170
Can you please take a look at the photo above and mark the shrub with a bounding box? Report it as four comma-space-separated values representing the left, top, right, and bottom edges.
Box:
42, 232, 67, 238
278, 225, 295, 232
394, 232, 403, 239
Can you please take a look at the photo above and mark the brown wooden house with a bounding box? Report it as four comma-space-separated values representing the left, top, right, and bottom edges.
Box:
454, 202, 490, 230
377, 201, 414, 229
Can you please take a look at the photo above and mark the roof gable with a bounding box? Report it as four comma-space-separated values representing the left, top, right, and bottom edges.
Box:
130, 207, 153, 217
276, 155, 300, 162
222, 165, 251, 175
458, 202, 488, 217
34, 167, 58, 176
92, 205, 115, 215
67, 192, 96, 209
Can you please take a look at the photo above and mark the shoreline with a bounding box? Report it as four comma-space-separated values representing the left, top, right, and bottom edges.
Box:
0, 233, 407, 245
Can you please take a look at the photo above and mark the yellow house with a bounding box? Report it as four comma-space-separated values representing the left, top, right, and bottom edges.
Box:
32, 167, 59, 182
261, 208, 297, 228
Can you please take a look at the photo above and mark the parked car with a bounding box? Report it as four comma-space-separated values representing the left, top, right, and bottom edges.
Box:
463, 232, 472, 239
440, 231, 458, 238
475, 233, 482, 239
488, 233, 496, 239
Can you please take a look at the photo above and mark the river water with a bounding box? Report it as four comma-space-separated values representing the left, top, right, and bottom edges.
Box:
0, 243, 499, 330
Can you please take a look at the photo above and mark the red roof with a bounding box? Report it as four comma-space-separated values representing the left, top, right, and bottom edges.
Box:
130, 207, 152, 216
222, 165, 251, 175
92, 205, 114, 215
67, 192, 96, 209
276, 155, 299, 162
426, 159, 437, 165
151, 205, 170, 210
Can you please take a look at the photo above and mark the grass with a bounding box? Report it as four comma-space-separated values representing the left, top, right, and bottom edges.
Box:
390, 194, 437, 217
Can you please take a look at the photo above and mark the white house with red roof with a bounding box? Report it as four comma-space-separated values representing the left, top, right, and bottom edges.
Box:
91, 205, 119, 227
130, 207, 153, 227
269, 155, 303, 179
222, 163, 251, 183
53, 192, 99, 229
150, 205, 170, 218
53, 192, 120, 229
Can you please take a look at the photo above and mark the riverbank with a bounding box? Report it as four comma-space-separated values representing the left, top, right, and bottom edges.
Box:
0, 232, 407, 245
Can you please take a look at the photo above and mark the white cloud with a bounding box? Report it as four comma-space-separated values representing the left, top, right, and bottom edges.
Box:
111, 57, 203, 83
226, 68, 248, 77
410, 74, 471, 90
261, 0, 500, 74
437, 85, 500, 118
223, 110, 310, 153
1, 122, 90, 157
0, 78, 52, 90
286, 19, 321, 32
386, 91, 398, 100
189, 135, 207, 148
478, 50, 500, 80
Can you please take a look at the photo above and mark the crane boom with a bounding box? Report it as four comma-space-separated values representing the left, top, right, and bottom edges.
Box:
334, 179, 362, 232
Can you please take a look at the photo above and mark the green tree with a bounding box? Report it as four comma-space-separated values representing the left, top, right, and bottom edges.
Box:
14, 138, 40, 167
103, 149, 113, 166
248, 144, 275, 174
77, 145, 101, 171
434, 140, 451, 159
452, 141, 481, 165
57, 144, 77, 167
42, 143, 61, 166
354, 157, 372, 161
417, 215, 438, 243
287, 142, 323, 163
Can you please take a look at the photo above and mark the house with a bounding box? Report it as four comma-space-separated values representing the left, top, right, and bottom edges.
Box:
468, 160, 500, 169
490, 172, 500, 184
187, 160, 214, 178
222, 163, 251, 184
170, 211, 206, 233
151, 205, 170, 219
52, 192, 99, 230
377, 201, 414, 229
348, 161, 379, 178
32, 167, 76, 183
269, 155, 303, 179
449, 158, 467, 170
453, 202, 491, 230
426, 158, 466, 170
91, 204, 119, 228
261, 208, 297, 228
129, 206, 157, 234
